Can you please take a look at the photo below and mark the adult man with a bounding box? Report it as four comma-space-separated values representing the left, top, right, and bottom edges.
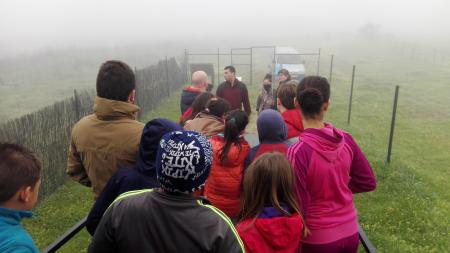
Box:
88, 131, 245, 253
180, 71, 208, 114
67, 60, 144, 198
216, 66, 251, 115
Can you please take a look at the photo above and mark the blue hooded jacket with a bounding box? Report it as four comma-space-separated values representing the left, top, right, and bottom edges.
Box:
0, 207, 39, 253
86, 118, 182, 235
245, 109, 294, 168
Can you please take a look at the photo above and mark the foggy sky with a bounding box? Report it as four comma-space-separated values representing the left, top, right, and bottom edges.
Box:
1, 0, 449, 57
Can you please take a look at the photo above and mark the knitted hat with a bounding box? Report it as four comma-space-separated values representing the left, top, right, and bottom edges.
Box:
156, 130, 212, 193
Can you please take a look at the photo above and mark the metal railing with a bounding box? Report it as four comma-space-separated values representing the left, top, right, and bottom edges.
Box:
42, 217, 376, 253
42, 217, 87, 253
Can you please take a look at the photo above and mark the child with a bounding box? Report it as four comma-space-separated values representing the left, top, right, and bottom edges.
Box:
277, 81, 304, 138
256, 73, 274, 114
237, 152, 306, 253
86, 118, 182, 235
184, 97, 230, 137
244, 109, 290, 168
0, 143, 41, 253
89, 131, 244, 252
205, 110, 250, 219
287, 76, 376, 253
179, 92, 214, 126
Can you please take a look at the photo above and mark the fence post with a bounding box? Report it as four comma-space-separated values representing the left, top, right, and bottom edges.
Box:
73, 89, 80, 120
231, 48, 233, 65
250, 48, 253, 86
387, 85, 400, 163
347, 65, 356, 125
316, 48, 321, 75
329, 54, 334, 84
217, 48, 220, 85
184, 49, 188, 83
165, 56, 170, 97
134, 67, 142, 120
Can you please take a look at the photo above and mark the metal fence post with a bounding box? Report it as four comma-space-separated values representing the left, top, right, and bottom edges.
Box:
73, 89, 80, 120
329, 54, 334, 84
217, 48, 220, 85
347, 65, 356, 125
134, 67, 142, 119
250, 48, 253, 85
165, 56, 170, 97
317, 48, 321, 75
231, 48, 233, 65
184, 49, 188, 83
387, 85, 400, 163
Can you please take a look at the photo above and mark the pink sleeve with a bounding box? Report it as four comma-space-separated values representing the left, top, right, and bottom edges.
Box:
344, 133, 377, 193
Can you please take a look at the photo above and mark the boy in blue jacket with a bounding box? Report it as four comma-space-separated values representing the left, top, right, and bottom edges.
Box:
0, 143, 41, 253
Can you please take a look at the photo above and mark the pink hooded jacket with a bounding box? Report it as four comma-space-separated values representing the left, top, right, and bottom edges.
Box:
287, 123, 376, 244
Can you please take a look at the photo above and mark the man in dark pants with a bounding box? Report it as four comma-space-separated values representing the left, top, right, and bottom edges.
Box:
216, 66, 251, 116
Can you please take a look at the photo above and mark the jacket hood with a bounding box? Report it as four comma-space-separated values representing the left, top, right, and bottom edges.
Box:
257, 109, 287, 143
136, 118, 182, 175
282, 109, 303, 132
94, 96, 140, 120
241, 207, 302, 251
300, 123, 345, 162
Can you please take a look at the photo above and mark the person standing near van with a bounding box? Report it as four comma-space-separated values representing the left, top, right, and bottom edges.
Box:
216, 66, 251, 116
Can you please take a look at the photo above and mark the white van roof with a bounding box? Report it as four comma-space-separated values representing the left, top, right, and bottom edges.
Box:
275, 47, 299, 54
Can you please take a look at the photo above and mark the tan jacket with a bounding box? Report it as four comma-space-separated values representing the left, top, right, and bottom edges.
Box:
183, 112, 224, 138
67, 97, 144, 198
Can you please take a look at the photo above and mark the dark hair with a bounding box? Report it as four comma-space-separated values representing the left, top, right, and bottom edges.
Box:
184, 92, 214, 124
239, 152, 308, 236
277, 83, 296, 109
263, 73, 272, 81
96, 60, 135, 101
296, 76, 330, 119
278, 69, 291, 82
206, 98, 230, 118
220, 110, 248, 163
0, 143, 42, 203
224, 65, 236, 73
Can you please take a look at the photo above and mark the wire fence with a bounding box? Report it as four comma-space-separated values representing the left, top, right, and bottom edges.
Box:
0, 57, 184, 201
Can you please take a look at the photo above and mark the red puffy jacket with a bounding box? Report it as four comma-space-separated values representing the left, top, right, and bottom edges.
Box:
205, 135, 250, 218
237, 212, 303, 253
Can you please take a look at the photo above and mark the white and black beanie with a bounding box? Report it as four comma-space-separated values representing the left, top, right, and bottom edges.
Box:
156, 130, 212, 193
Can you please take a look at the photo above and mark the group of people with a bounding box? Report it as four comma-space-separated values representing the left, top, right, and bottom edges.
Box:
0, 59, 376, 253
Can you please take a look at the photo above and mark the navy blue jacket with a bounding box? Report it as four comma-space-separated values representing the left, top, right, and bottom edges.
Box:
244, 109, 294, 168
180, 87, 202, 114
86, 118, 182, 236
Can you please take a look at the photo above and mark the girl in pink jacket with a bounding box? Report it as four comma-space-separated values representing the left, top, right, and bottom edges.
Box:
287, 76, 376, 253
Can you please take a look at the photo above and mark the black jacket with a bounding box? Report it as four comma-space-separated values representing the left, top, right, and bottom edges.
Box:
85, 119, 182, 235
88, 189, 245, 253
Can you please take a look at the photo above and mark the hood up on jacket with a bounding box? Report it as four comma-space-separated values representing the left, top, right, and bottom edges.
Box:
257, 109, 287, 143
136, 118, 182, 175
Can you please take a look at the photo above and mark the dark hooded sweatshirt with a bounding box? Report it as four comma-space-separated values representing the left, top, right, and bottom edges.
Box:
85, 118, 181, 235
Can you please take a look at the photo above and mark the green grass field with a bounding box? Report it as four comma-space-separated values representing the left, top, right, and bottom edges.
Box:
17, 42, 450, 252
